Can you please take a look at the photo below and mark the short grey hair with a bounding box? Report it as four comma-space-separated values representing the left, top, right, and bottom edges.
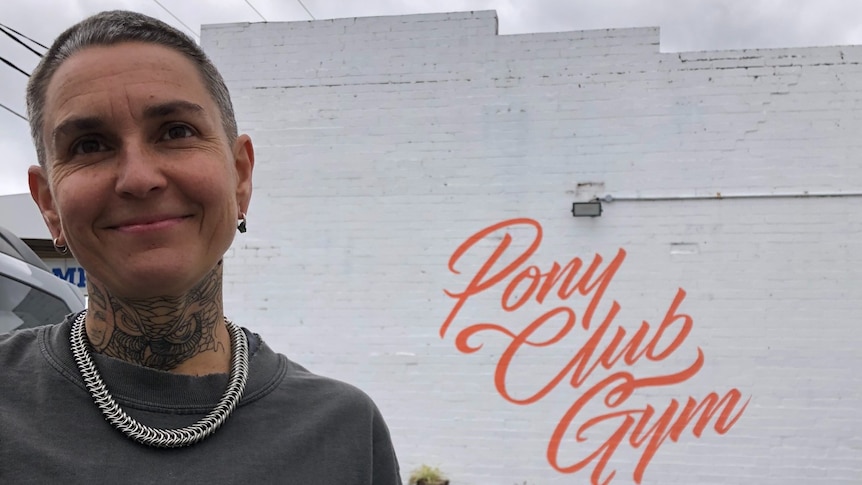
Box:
26, 10, 237, 169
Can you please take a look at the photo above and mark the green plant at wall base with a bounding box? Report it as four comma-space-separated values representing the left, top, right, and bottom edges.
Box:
408, 464, 449, 485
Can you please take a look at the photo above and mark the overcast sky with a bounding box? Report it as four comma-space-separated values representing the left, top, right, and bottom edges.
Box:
3, 0, 862, 195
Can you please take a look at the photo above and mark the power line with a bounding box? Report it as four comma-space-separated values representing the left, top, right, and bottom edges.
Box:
0, 25, 43, 57
0, 22, 48, 49
151, 0, 201, 40
0, 102, 27, 121
296, 0, 315, 20
244, 0, 267, 22
0, 54, 29, 77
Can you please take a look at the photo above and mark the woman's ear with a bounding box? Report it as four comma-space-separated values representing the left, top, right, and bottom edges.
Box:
233, 134, 255, 213
28, 165, 63, 241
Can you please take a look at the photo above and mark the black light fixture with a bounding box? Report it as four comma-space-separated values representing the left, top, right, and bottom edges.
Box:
571, 198, 602, 217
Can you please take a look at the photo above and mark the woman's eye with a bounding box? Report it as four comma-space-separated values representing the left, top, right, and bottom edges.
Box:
72, 139, 107, 155
163, 125, 194, 140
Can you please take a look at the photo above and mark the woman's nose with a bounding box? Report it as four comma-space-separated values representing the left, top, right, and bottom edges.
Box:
113, 143, 168, 198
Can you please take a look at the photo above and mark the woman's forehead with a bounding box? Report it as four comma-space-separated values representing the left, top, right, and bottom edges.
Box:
45, 42, 216, 127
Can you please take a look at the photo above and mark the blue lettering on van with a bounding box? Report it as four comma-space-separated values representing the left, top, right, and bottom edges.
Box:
51, 267, 87, 288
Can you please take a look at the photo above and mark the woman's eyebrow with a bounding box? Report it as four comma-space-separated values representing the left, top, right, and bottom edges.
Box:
142, 100, 206, 119
51, 100, 207, 145
52, 116, 106, 144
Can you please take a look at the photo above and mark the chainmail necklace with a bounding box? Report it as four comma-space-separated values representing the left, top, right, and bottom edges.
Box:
70, 310, 249, 448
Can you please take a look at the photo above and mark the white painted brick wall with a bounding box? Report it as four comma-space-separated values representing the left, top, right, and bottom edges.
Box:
203, 11, 862, 485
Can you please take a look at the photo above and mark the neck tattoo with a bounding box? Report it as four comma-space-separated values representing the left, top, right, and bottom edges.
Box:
70, 311, 250, 448
85, 266, 225, 371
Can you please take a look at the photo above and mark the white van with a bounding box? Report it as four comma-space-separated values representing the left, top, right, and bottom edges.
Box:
0, 226, 85, 333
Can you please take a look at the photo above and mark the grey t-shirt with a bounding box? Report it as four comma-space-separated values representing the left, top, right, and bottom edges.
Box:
0, 315, 401, 484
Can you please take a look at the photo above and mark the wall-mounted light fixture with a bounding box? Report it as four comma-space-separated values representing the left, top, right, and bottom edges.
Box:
571, 199, 602, 217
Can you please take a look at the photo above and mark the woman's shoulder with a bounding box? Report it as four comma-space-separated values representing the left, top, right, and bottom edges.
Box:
285, 357, 376, 401
0, 320, 70, 377
0, 324, 45, 359
256, 350, 381, 416
241, 336, 378, 412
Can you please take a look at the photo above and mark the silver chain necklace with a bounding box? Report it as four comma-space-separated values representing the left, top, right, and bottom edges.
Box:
70, 311, 249, 448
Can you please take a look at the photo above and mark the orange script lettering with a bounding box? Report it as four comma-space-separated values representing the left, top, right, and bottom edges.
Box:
441, 218, 748, 484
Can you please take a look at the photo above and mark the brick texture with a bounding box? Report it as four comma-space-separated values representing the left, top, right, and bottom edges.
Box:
203, 11, 862, 484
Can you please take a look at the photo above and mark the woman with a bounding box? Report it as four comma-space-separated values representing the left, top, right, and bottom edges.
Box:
0, 10, 401, 484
